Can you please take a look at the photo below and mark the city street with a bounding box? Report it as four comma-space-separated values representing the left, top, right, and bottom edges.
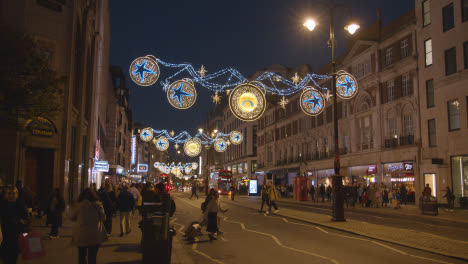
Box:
171, 192, 467, 264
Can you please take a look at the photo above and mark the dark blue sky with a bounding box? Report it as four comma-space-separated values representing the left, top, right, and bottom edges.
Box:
109, 0, 414, 133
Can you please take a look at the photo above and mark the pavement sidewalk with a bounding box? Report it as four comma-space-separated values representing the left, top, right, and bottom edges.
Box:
17, 211, 194, 264
225, 194, 468, 260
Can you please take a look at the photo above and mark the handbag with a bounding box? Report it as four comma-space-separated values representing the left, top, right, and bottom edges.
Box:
93, 203, 108, 241
19, 232, 46, 260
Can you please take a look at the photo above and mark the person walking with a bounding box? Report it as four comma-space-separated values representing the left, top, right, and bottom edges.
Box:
266, 182, 279, 214
128, 183, 140, 215
400, 184, 408, 205
229, 185, 236, 201
443, 186, 455, 211
98, 183, 115, 236
117, 185, 135, 237
309, 185, 315, 201
189, 181, 199, 200
259, 185, 269, 213
319, 184, 325, 203
326, 185, 332, 202
0, 186, 30, 264
71, 188, 107, 264
382, 187, 389, 208
203, 190, 227, 240
46, 188, 65, 239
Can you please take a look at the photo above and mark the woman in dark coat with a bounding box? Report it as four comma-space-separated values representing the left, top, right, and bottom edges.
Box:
0, 186, 30, 264
46, 188, 65, 238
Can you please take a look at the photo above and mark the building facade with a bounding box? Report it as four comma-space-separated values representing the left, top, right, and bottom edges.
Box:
415, 0, 468, 204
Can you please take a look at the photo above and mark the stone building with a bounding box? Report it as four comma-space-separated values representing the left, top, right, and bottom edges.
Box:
415, 0, 468, 204
0, 0, 112, 203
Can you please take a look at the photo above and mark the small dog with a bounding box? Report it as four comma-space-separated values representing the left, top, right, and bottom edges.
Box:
184, 221, 202, 241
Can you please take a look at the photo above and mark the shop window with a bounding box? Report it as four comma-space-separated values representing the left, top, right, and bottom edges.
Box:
428, 119, 437, 147
451, 156, 468, 201
426, 79, 434, 108
448, 99, 461, 131
389, 119, 398, 138
445, 47, 457, 76
424, 174, 437, 197
423, 0, 431, 26
443, 3, 455, 32
401, 73, 411, 97
400, 39, 409, 58
425, 39, 433, 66
387, 80, 395, 102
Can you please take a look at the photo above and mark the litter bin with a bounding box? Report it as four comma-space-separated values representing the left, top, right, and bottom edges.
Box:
139, 203, 173, 264
419, 196, 438, 216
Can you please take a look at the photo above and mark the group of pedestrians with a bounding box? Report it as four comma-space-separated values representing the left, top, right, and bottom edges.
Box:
259, 182, 280, 215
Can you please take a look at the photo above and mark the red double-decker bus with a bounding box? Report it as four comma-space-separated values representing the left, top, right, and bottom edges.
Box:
159, 174, 173, 192
209, 170, 233, 195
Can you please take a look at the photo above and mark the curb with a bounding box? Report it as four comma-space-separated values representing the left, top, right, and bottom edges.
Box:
223, 199, 468, 262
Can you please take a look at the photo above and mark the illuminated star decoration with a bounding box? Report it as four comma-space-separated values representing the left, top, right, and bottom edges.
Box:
291, 72, 301, 84
157, 139, 167, 149
279, 96, 289, 109
171, 83, 193, 107
217, 141, 226, 150
303, 91, 322, 112
133, 60, 155, 83
141, 130, 151, 141
198, 65, 207, 77
325, 90, 333, 101
212, 92, 221, 104
174, 144, 179, 150
337, 75, 355, 96
170, 130, 175, 137
233, 134, 241, 143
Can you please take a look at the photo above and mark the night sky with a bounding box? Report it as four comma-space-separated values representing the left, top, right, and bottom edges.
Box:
109, 0, 414, 134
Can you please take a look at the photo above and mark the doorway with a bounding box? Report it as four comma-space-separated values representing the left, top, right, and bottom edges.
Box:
24, 148, 55, 206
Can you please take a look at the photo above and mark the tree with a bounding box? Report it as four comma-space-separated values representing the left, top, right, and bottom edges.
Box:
0, 24, 66, 125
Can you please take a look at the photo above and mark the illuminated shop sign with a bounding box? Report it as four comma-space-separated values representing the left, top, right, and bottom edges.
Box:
25, 117, 56, 137
367, 165, 377, 174
391, 177, 414, 182
137, 164, 148, 172
403, 162, 413, 171
249, 180, 258, 194
131, 136, 136, 165
94, 160, 109, 172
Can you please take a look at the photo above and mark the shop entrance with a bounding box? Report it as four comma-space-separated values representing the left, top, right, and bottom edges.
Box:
424, 173, 436, 197
24, 148, 54, 207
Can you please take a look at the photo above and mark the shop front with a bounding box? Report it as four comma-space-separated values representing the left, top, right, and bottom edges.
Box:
350, 165, 377, 186
451, 155, 468, 207
384, 162, 415, 203
317, 169, 334, 187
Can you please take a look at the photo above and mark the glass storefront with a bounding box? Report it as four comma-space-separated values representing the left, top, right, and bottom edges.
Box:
350, 165, 377, 186
384, 162, 415, 203
451, 156, 468, 199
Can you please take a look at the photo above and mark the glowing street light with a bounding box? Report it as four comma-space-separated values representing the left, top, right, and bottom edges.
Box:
303, 19, 317, 31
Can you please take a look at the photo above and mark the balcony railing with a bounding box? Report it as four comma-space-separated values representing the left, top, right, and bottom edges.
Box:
385, 138, 398, 148
400, 135, 414, 146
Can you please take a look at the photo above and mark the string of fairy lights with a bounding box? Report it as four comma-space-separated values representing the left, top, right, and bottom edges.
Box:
154, 162, 198, 175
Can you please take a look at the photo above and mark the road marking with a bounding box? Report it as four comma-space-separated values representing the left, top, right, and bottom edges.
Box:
315, 227, 329, 234
224, 218, 339, 264
282, 218, 289, 223
192, 237, 225, 264
371, 241, 408, 255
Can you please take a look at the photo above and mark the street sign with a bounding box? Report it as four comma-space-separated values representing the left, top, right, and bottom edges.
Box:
94, 160, 109, 172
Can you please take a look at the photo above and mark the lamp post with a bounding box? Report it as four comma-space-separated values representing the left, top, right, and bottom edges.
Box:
304, 3, 359, 222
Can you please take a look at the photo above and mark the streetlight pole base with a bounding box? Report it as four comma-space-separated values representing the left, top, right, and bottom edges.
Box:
331, 175, 346, 222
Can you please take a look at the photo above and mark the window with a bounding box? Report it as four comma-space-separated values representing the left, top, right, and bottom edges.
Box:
387, 80, 395, 102
463, 0, 468, 22
400, 39, 409, 58
448, 99, 461, 131
385, 48, 393, 66
426, 79, 434, 108
389, 119, 398, 138
464, 41, 468, 69
36, 0, 64, 12
443, 3, 455, 32
445, 47, 457, 75
425, 39, 433, 66
404, 115, 413, 136
423, 0, 431, 26
402, 73, 411, 96
428, 119, 437, 147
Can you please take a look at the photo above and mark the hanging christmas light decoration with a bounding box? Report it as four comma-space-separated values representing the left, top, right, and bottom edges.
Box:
139, 127, 154, 142
300, 87, 325, 116
229, 131, 243, 145
336, 71, 358, 99
129, 56, 160, 86
166, 78, 197, 109
229, 82, 266, 122
214, 138, 228, 152
155, 136, 169, 151
184, 138, 202, 157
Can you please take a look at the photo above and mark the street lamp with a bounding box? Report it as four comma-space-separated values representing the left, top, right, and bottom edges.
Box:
304, 2, 359, 222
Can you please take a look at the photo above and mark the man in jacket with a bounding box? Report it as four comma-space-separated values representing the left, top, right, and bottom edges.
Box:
267, 182, 279, 215
118, 186, 135, 237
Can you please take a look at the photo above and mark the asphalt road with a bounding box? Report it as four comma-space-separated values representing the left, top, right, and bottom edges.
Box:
170, 192, 466, 264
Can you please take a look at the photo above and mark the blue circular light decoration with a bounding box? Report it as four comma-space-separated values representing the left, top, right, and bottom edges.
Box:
166, 79, 197, 109
129, 56, 160, 86
155, 136, 169, 151
140, 127, 154, 142
300, 87, 325, 116
154, 162, 160, 169
336, 72, 358, 99
229, 131, 243, 145
214, 138, 228, 152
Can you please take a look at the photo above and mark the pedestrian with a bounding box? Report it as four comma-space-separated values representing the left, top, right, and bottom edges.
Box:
309, 184, 315, 201
71, 188, 107, 264
266, 182, 279, 214
319, 184, 325, 203
423, 184, 432, 198
98, 183, 115, 236
0, 186, 30, 264
154, 182, 174, 216
443, 186, 455, 211
375, 186, 381, 208
118, 185, 135, 237
382, 188, 389, 208
203, 189, 227, 240
229, 185, 236, 201
128, 183, 140, 215
326, 185, 332, 202
259, 185, 269, 213
46, 188, 65, 239
141, 182, 156, 204
361, 191, 368, 207
189, 180, 199, 199
400, 184, 408, 205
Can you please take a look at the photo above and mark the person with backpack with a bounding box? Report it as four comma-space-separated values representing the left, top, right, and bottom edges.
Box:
155, 183, 176, 217
266, 182, 279, 215
118, 186, 135, 237
259, 185, 269, 213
